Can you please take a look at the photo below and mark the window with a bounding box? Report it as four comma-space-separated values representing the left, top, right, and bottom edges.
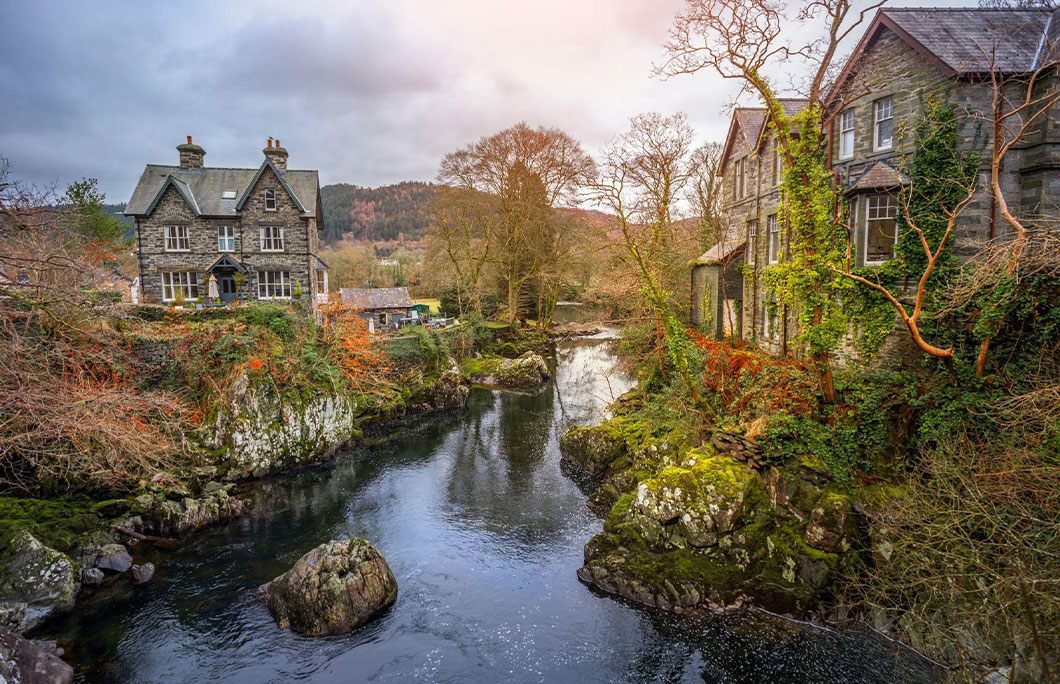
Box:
767, 214, 780, 264
161, 271, 198, 302
874, 97, 894, 150
260, 226, 284, 252
315, 269, 327, 295
747, 219, 758, 265
377, 312, 387, 327
772, 147, 782, 186
735, 157, 747, 199
264, 189, 277, 211
839, 109, 855, 159
865, 194, 898, 264
217, 225, 235, 252
164, 225, 189, 251
221, 189, 237, 200
257, 270, 291, 299
762, 300, 778, 340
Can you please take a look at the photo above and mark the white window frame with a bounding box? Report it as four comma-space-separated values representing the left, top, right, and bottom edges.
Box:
257, 270, 291, 299
164, 225, 190, 252
839, 109, 855, 159
772, 146, 782, 186
217, 225, 235, 252
264, 189, 277, 211
260, 226, 285, 252
747, 219, 758, 265
864, 194, 898, 265
315, 269, 327, 295
767, 214, 780, 264
736, 157, 746, 199
874, 97, 894, 151
161, 271, 198, 302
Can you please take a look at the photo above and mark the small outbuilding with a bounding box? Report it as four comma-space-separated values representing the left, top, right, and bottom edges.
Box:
339, 287, 415, 333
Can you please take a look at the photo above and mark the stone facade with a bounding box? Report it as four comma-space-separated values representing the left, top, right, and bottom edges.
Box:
127, 138, 327, 310
695, 7, 1058, 357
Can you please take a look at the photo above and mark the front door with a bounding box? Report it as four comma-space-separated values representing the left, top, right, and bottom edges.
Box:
219, 275, 237, 303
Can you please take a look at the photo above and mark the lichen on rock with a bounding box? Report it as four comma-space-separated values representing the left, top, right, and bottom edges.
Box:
260, 538, 397, 636
0, 531, 78, 632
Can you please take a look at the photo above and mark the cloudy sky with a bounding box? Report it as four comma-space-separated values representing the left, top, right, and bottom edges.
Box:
1, 0, 977, 203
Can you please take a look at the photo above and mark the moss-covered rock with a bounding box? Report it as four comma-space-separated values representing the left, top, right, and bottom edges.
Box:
491, 352, 551, 389
0, 531, 78, 632
559, 424, 629, 480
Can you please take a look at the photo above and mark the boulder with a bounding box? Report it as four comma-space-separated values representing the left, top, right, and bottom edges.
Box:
0, 532, 77, 632
559, 424, 629, 480
491, 352, 550, 389
260, 538, 397, 636
137, 485, 244, 537
81, 568, 104, 586
131, 564, 155, 584
0, 629, 73, 684
94, 544, 132, 573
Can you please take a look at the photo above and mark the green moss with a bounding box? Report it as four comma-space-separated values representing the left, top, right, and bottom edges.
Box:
0, 495, 112, 556
460, 355, 504, 379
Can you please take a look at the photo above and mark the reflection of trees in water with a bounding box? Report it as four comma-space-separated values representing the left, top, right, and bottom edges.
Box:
555, 339, 634, 428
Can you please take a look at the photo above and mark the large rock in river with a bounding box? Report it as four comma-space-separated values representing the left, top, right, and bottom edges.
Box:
260, 538, 397, 636
0, 532, 78, 632
492, 352, 550, 389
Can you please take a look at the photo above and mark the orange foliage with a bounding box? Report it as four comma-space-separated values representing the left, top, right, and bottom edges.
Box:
690, 332, 818, 421
319, 302, 390, 386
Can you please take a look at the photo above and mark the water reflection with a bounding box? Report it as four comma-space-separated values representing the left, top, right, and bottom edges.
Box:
42, 336, 937, 683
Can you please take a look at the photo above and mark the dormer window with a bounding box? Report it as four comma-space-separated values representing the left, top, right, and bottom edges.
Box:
874, 97, 894, 151
264, 189, 277, 211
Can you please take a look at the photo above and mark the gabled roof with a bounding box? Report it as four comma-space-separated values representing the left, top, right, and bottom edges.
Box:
828, 7, 1057, 105
206, 254, 247, 273
125, 160, 319, 218
847, 161, 910, 193
719, 108, 766, 175
234, 159, 307, 214
340, 287, 413, 310
143, 176, 200, 216
753, 99, 810, 149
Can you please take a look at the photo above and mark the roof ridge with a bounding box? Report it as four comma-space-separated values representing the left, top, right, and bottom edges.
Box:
884, 6, 1048, 10
143, 163, 318, 172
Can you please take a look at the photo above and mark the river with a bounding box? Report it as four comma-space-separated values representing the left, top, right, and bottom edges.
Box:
42, 333, 938, 683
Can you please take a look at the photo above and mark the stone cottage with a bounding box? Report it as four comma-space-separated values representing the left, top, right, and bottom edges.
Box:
339, 287, 415, 333
694, 6, 1058, 355
125, 137, 329, 309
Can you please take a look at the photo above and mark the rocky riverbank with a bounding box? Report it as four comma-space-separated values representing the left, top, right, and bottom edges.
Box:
561, 390, 866, 617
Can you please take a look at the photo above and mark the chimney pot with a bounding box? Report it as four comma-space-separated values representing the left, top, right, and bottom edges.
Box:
186, 135, 193, 144
267, 137, 273, 148
177, 136, 205, 169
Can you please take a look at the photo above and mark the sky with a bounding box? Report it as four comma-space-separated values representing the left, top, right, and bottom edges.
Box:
0, 0, 980, 203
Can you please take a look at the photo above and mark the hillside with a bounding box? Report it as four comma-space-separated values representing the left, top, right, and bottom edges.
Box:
320, 182, 435, 242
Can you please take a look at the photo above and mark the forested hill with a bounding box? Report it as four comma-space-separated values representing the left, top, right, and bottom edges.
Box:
320, 182, 435, 243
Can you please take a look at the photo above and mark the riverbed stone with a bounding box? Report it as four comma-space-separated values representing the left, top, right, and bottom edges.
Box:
559, 423, 629, 480
0, 629, 73, 684
0, 532, 78, 632
131, 563, 155, 584
138, 486, 245, 537
94, 544, 133, 573
81, 568, 104, 586
260, 538, 397, 636
491, 352, 551, 388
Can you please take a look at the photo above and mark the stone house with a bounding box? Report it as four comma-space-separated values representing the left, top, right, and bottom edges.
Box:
339, 287, 415, 333
125, 137, 329, 309
694, 6, 1058, 356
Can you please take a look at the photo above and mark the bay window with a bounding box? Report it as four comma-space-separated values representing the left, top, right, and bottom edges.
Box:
865, 194, 898, 264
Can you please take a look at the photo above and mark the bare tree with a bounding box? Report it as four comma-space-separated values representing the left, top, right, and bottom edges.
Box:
591, 113, 712, 415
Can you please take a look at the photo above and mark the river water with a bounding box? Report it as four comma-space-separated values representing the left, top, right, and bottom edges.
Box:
43, 334, 939, 683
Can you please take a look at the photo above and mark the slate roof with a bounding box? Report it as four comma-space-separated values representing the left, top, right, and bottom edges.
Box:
125, 161, 319, 218
340, 287, 413, 310
881, 8, 1055, 74
848, 161, 910, 193
694, 238, 746, 266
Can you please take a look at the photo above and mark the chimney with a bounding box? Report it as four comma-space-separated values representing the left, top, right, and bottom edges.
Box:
177, 135, 206, 169
263, 136, 288, 170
